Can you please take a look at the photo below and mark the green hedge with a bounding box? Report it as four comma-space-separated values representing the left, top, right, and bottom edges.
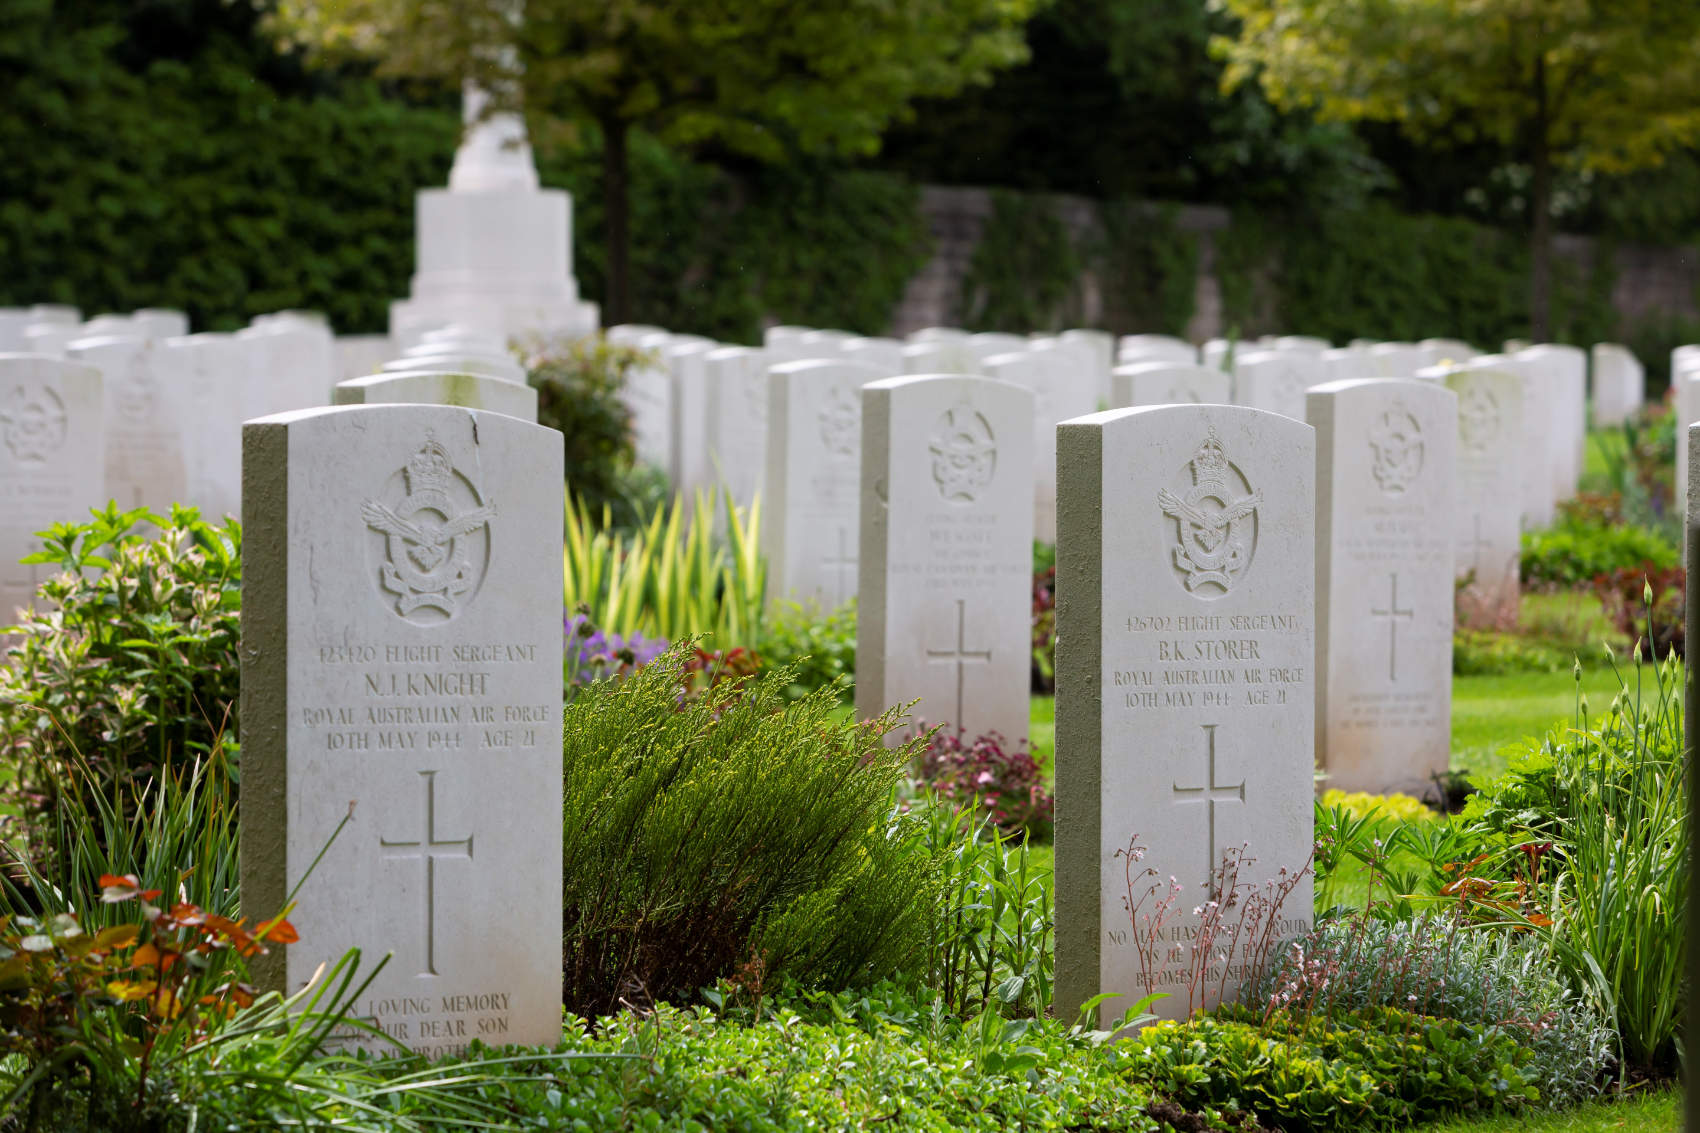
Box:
1215, 204, 1619, 348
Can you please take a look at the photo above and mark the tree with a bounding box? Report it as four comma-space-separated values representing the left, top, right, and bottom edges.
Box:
1212, 0, 1700, 339
271, 0, 1041, 323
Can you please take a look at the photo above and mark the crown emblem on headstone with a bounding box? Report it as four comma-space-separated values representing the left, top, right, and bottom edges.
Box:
1158, 427, 1261, 597
1369, 401, 1425, 494
362, 432, 498, 621
929, 402, 997, 503
0, 384, 68, 466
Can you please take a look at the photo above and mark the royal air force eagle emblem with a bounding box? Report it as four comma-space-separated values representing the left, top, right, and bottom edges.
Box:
1369, 401, 1425, 494
362, 435, 497, 621
0, 384, 68, 466
1157, 428, 1261, 597
928, 404, 997, 503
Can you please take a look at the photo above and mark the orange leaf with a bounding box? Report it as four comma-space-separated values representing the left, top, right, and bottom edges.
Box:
131, 942, 161, 970
256, 917, 299, 944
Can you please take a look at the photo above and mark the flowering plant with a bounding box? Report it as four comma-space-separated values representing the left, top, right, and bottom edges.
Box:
914, 726, 1053, 836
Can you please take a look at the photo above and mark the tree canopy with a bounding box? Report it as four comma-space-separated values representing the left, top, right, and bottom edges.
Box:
271, 0, 1045, 321
1213, 0, 1700, 335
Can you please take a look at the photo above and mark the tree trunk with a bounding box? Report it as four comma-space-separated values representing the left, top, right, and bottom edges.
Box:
1527, 58, 1552, 342
601, 115, 632, 326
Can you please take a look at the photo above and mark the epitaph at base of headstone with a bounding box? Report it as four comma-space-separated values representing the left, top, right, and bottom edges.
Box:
1055, 404, 1314, 1027
1310, 379, 1456, 798
856, 375, 1034, 744
0, 355, 104, 621
241, 404, 563, 1057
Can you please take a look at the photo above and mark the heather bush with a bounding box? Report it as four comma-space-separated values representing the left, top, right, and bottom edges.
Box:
559, 645, 936, 1015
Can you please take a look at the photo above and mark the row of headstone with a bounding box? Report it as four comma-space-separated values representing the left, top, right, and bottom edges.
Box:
333, 327, 535, 423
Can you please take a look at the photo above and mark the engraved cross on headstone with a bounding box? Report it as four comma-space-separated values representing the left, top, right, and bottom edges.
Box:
1369, 571, 1414, 681
380, 770, 474, 977
821, 525, 856, 605
925, 597, 992, 728
1172, 724, 1245, 887
1464, 514, 1491, 578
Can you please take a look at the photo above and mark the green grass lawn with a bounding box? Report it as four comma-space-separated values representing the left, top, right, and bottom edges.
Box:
1415, 1088, 1680, 1133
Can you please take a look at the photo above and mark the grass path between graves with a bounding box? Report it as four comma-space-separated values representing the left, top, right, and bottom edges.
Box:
1413, 1087, 1680, 1133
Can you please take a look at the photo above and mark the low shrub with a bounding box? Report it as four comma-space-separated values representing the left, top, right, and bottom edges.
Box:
1251, 913, 1615, 1105
559, 645, 936, 1016
1317, 788, 1438, 825
913, 727, 1054, 838
1519, 520, 1676, 589
1453, 629, 1573, 676
0, 506, 240, 823
1134, 1004, 1539, 1132
527, 336, 658, 530
1591, 565, 1683, 659
752, 598, 857, 701
1032, 557, 1056, 693
489, 984, 1168, 1132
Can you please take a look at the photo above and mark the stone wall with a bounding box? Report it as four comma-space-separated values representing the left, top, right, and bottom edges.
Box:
889, 185, 1698, 343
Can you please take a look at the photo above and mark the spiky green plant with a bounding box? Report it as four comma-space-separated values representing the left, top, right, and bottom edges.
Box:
562, 489, 765, 647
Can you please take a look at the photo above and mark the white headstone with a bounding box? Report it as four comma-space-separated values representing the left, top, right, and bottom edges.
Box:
664, 338, 719, 496
67, 336, 188, 512
334, 370, 538, 422
240, 404, 563, 1058
335, 336, 395, 382
1590, 343, 1644, 427
239, 319, 337, 416
902, 340, 980, 376
0, 355, 104, 620
1675, 361, 1700, 517
1117, 334, 1196, 366
1515, 344, 1586, 504
1272, 335, 1330, 356
161, 333, 246, 521
1111, 362, 1232, 408
606, 324, 668, 345
761, 360, 881, 609
969, 332, 1031, 360
841, 337, 907, 373
618, 332, 672, 471
385, 353, 527, 384
703, 345, 769, 505
1060, 329, 1116, 377
1054, 404, 1315, 1026
1417, 338, 1475, 369
1438, 364, 1524, 625
28, 305, 80, 326
1309, 378, 1456, 797
1233, 350, 1319, 421
1365, 342, 1424, 379
856, 375, 1034, 742
133, 308, 190, 340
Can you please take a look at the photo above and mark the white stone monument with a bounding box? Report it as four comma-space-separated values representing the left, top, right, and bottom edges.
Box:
1515, 343, 1586, 505
0, 355, 104, 620
67, 336, 188, 512
334, 370, 538, 422
1116, 334, 1195, 366
161, 333, 246, 521
390, 80, 597, 349
240, 403, 563, 1058
1110, 362, 1232, 408
1590, 342, 1644, 427
761, 360, 881, 609
1439, 364, 1524, 626
703, 345, 769, 506
1054, 404, 1314, 1026
1233, 350, 1319, 421
1309, 378, 1456, 797
856, 375, 1034, 743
